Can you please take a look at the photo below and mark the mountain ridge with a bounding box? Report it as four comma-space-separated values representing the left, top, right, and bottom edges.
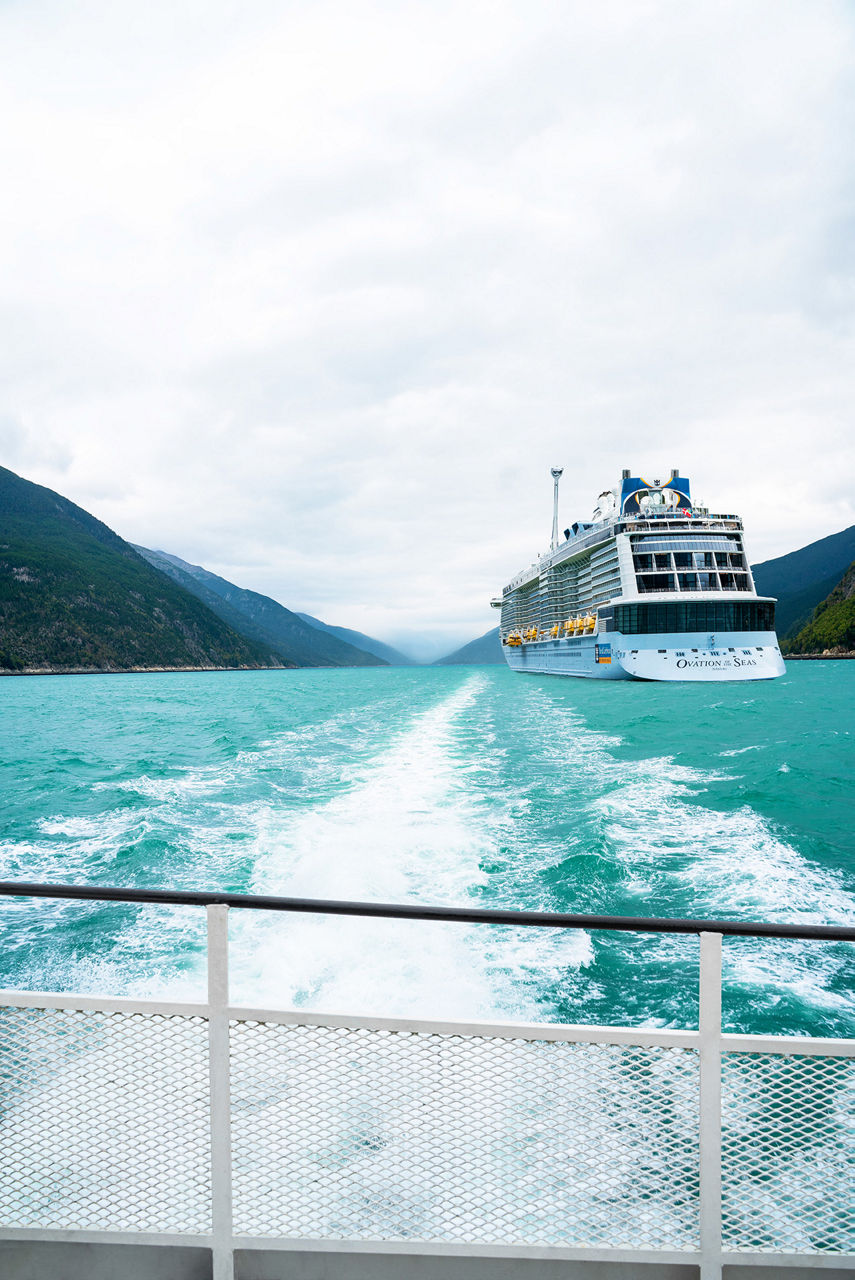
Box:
136, 549, 387, 669
0, 466, 284, 672
434, 626, 503, 666
296, 612, 415, 666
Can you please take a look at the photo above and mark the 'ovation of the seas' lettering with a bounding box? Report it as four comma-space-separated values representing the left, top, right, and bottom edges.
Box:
676, 657, 757, 668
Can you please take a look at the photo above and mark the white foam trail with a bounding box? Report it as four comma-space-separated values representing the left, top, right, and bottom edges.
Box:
592, 757, 855, 926
566, 735, 855, 1019
228, 675, 590, 1019
495, 686, 854, 1025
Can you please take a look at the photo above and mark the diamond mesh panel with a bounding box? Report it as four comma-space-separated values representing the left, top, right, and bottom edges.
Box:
722, 1052, 855, 1253
231, 1021, 699, 1248
0, 1006, 211, 1232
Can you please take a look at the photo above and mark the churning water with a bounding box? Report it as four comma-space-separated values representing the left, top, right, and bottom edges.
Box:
1, 662, 853, 1036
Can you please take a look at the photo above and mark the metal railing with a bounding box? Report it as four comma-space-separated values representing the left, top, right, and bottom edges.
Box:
0, 881, 853, 1280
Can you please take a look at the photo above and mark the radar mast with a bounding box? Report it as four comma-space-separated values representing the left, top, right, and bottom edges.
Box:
550, 467, 563, 550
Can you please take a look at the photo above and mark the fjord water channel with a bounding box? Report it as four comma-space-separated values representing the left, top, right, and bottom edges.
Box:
0, 662, 853, 1038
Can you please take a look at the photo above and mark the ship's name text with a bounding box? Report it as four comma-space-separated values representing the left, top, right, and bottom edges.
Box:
676, 657, 758, 669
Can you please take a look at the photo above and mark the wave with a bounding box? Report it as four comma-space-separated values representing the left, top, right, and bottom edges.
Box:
227, 674, 591, 1019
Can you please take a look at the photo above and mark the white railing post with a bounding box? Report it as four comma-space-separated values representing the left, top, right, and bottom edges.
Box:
207, 904, 234, 1280
699, 930, 722, 1280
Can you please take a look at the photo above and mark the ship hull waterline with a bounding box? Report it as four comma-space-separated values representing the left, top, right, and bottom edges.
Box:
503, 631, 785, 681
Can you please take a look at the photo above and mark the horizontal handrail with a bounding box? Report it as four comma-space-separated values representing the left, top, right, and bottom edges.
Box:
0, 880, 853, 942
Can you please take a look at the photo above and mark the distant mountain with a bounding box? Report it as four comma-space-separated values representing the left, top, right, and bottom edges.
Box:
136, 548, 386, 669
434, 626, 503, 665
752, 525, 855, 638
0, 466, 284, 673
786, 561, 855, 655
297, 612, 415, 666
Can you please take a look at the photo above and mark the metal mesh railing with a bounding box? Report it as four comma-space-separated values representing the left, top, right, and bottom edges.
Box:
0, 1005, 210, 1233
230, 1021, 699, 1248
721, 1051, 855, 1254
0, 882, 853, 1280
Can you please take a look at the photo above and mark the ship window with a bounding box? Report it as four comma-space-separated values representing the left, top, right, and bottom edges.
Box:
654, 553, 671, 570
632, 536, 740, 553
613, 601, 775, 635
677, 573, 699, 591
636, 573, 675, 593
673, 552, 693, 569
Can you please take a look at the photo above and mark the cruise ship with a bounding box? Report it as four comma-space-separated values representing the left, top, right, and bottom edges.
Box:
492, 468, 785, 681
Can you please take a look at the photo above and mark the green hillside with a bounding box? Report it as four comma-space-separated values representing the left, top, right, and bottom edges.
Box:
136, 548, 387, 668
752, 525, 855, 637
0, 466, 285, 672
786, 562, 855, 655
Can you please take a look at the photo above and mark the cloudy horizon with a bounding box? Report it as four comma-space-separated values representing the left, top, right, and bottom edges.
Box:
2, 1, 854, 659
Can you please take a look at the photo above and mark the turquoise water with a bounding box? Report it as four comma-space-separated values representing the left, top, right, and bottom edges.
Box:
0, 663, 852, 1036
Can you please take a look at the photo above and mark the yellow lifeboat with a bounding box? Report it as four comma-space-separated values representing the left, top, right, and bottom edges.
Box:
572, 616, 583, 633
562, 619, 573, 634
583, 614, 596, 633
551, 624, 559, 638
506, 632, 522, 647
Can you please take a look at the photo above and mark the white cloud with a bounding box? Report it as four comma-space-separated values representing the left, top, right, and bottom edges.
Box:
1, 0, 854, 655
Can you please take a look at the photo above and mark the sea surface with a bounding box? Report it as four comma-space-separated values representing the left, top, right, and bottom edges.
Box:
0, 662, 853, 1037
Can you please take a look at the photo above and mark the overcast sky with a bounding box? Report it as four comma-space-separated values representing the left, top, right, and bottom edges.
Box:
2, 1, 854, 658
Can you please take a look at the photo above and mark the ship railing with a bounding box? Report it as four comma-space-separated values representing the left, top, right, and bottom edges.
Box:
634, 584, 755, 596
0, 882, 853, 1280
623, 518, 742, 532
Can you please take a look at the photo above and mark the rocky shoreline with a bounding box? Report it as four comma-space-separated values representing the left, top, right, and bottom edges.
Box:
0, 664, 293, 677
784, 652, 855, 661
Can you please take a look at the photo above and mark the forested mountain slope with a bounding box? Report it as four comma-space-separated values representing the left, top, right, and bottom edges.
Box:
0, 466, 284, 672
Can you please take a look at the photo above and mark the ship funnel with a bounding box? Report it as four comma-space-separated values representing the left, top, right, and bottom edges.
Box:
550, 467, 563, 550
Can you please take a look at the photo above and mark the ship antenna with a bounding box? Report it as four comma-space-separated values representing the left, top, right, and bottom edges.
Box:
550, 467, 564, 550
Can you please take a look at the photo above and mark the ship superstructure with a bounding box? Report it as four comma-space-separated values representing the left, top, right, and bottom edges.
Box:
492, 469, 785, 681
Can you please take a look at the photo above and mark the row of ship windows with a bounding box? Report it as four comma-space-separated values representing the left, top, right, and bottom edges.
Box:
636, 572, 751, 593
630, 536, 742, 554
633, 551, 744, 571
604, 601, 775, 634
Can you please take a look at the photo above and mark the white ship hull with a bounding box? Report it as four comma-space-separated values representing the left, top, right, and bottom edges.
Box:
504, 632, 785, 681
